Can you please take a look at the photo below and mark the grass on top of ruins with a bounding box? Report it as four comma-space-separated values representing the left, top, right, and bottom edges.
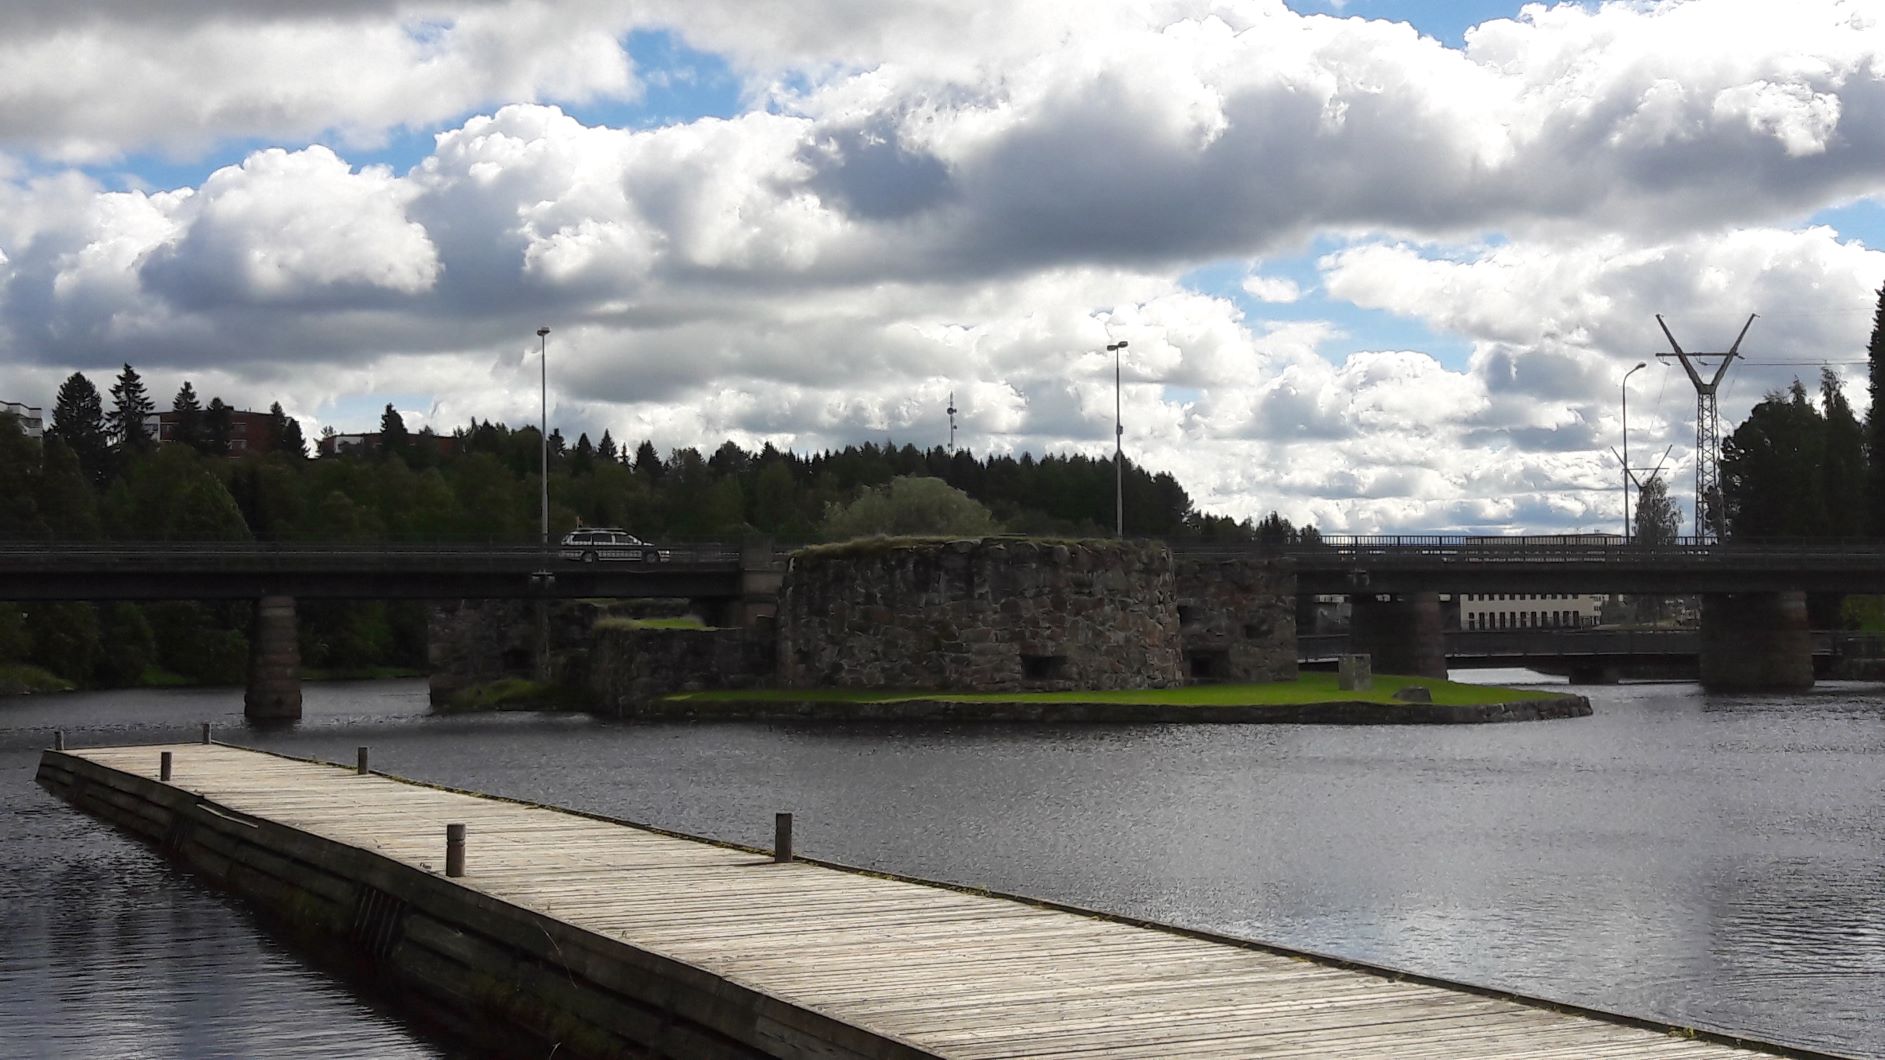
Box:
668, 672, 1563, 709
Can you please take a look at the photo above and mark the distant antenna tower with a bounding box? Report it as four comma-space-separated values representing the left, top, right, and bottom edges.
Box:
1655, 313, 1756, 542
946, 391, 959, 452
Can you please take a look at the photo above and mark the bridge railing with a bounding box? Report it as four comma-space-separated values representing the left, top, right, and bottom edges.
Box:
0, 540, 747, 569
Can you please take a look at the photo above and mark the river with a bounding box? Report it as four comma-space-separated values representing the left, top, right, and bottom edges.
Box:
1, 676, 1880, 1058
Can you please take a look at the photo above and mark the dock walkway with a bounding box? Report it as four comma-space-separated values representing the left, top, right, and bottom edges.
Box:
40, 743, 1816, 1059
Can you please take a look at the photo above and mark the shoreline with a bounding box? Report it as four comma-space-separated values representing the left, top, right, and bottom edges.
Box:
626, 693, 1594, 725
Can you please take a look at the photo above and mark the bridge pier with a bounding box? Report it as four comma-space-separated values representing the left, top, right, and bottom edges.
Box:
244, 594, 302, 721
1348, 592, 1446, 679
1700, 590, 1814, 692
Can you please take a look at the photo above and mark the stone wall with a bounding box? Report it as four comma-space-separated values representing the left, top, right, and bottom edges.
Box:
589, 624, 776, 715
776, 538, 1183, 692
1172, 555, 1298, 683
426, 599, 637, 704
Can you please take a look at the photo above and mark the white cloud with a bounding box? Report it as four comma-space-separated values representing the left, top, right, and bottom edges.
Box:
2, 1, 1885, 534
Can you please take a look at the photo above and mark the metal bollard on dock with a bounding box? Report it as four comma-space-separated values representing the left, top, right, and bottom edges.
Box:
356, 747, 370, 775
160, 751, 173, 782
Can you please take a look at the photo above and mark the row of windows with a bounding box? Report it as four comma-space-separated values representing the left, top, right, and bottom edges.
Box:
1467, 611, 1591, 630
1463, 593, 1589, 601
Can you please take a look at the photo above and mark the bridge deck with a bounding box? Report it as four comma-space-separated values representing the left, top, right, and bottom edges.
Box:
58, 744, 1795, 1059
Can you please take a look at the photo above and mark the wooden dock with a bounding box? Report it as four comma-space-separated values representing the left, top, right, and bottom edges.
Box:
37, 742, 1834, 1059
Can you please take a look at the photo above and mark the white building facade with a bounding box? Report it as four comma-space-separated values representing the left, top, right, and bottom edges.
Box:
1, 401, 43, 438
1461, 593, 1603, 630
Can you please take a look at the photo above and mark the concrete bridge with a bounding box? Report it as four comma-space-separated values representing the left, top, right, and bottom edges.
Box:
8, 535, 1878, 719
0, 539, 781, 722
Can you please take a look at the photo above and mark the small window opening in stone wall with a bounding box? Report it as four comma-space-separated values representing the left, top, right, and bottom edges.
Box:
1177, 605, 1199, 626
1188, 650, 1231, 680
1242, 622, 1265, 640
1021, 654, 1069, 681
500, 647, 531, 672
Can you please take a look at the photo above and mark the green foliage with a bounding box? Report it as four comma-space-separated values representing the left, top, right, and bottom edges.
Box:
672, 672, 1564, 708
1867, 284, 1885, 536
49, 372, 111, 486
0, 604, 31, 661
95, 603, 157, 687
108, 364, 155, 455
0, 664, 75, 695
1721, 377, 1847, 539
822, 475, 1000, 539
170, 381, 203, 450
29, 603, 100, 683
1633, 473, 1682, 546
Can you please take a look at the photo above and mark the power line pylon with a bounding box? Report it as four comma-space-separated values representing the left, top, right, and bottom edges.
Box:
1654, 313, 1755, 542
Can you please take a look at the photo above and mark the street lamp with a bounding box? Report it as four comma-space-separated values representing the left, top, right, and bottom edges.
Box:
1622, 361, 1646, 542
1108, 340, 1129, 538
537, 327, 551, 547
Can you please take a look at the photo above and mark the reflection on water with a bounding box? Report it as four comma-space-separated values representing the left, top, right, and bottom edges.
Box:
1, 677, 1881, 1058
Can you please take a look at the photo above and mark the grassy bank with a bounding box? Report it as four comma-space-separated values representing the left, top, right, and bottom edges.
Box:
669, 672, 1560, 709
0, 664, 76, 695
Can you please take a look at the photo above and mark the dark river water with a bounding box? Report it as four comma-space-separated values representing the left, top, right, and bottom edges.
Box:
1, 675, 1880, 1058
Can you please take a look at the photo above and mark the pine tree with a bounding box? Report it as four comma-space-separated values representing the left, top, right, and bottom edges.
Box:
633, 440, 663, 480
597, 430, 617, 463
171, 382, 203, 450
107, 364, 154, 454
1819, 367, 1866, 538
49, 372, 112, 485
1867, 283, 1885, 536
266, 401, 307, 458
379, 403, 409, 457
203, 397, 233, 456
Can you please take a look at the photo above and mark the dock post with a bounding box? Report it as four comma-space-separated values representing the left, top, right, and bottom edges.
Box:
356, 747, 369, 775
160, 751, 173, 781
774, 812, 793, 863
53, 730, 63, 751
446, 824, 466, 877
201, 722, 212, 745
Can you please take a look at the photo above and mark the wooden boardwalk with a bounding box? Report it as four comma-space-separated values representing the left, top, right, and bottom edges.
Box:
53, 743, 1810, 1059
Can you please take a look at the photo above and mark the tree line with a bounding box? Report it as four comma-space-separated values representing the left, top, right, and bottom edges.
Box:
1, 363, 1312, 690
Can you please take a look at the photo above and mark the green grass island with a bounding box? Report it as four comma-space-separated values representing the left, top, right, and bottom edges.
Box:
646, 672, 1592, 725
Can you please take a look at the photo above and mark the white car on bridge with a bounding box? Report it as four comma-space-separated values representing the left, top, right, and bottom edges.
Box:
559, 528, 669, 564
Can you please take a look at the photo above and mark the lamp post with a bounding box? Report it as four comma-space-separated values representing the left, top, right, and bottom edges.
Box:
1108, 340, 1128, 537
535, 326, 551, 683
537, 327, 551, 547
1622, 361, 1646, 542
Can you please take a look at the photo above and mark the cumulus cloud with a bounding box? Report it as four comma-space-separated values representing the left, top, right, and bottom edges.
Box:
2, 1, 1885, 533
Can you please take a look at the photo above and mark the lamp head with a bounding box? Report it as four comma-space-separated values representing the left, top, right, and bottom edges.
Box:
536, 327, 551, 338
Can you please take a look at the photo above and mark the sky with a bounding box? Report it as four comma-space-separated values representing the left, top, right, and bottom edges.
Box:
2, 0, 1883, 535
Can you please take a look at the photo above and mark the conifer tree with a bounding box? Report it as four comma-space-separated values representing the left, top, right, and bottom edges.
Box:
107, 364, 154, 454
379, 403, 409, 457
597, 430, 617, 463
203, 397, 233, 456
49, 372, 111, 485
1866, 283, 1885, 535
170, 382, 203, 450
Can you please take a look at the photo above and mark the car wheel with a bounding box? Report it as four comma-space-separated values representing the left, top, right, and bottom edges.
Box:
581, 550, 598, 563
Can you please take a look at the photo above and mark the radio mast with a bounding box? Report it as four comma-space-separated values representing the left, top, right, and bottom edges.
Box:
946, 391, 958, 452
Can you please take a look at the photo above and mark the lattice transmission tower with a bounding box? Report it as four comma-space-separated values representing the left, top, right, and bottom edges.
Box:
1654, 313, 1755, 542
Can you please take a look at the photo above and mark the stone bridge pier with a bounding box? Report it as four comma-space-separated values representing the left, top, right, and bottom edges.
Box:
1347, 592, 1447, 680
1700, 590, 1814, 691
244, 594, 302, 721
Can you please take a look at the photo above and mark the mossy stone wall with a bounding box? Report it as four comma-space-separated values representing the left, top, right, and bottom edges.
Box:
776, 538, 1184, 692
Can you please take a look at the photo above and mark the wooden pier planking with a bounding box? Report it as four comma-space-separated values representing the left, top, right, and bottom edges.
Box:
49, 744, 1816, 1059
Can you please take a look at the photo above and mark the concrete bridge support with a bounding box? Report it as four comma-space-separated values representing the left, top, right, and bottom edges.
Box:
1348, 592, 1447, 679
1700, 591, 1814, 691
244, 594, 302, 721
